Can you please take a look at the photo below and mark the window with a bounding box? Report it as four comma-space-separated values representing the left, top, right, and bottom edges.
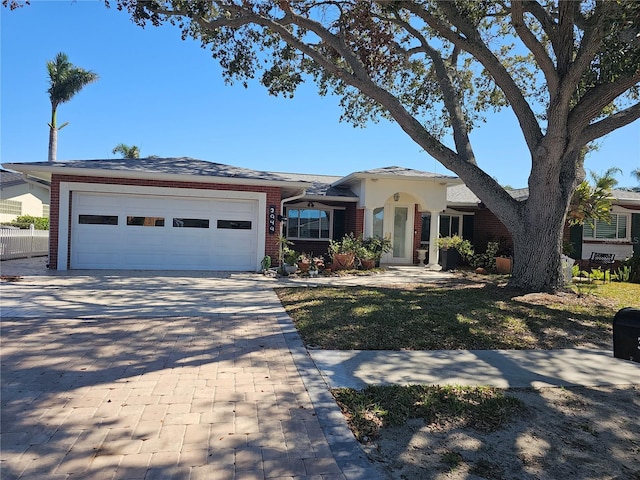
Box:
440, 215, 460, 237
42, 204, 50, 218
421, 214, 462, 242
0, 199, 22, 215
217, 220, 252, 230
173, 218, 209, 228
79, 215, 118, 225
287, 209, 330, 239
583, 214, 629, 240
127, 216, 165, 227
373, 207, 384, 238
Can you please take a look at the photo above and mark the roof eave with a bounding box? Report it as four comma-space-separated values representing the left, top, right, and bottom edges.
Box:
2, 163, 310, 189
332, 172, 462, 187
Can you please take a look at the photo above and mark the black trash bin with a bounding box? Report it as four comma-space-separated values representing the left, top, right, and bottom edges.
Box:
613, 307, 640, 363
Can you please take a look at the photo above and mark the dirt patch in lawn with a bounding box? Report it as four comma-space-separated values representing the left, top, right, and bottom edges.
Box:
364, 385, 639, 480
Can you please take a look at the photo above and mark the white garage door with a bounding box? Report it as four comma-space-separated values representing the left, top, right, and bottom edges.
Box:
71, 192, 259, 270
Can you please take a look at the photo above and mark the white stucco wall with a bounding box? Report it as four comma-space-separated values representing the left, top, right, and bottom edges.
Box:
357, 178, 449, 212
0, 183, 50, 222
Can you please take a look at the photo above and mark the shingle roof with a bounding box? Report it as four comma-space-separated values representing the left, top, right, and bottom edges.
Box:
350, 165, 458, 180
0, 169, 26, 188
16, 158, 310, 183
447, 185, 640, 206
274, 172, 357, 198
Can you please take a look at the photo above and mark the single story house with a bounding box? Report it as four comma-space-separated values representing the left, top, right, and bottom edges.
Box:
0, 169, 50, 223
3, 157, 637, 271
1, 158, 461, 271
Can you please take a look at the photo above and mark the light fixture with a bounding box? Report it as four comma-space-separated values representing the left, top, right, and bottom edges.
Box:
307, 201, 315, 208
393, 192, 400, 202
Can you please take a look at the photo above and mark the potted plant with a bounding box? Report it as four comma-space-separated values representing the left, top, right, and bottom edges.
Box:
328, 233, 359, 270
437, 235, 474, 271
493, 237, 513, 274
361, 236, 392, 268
297, 252, 311, 272
284, 248, 299, 274
308, 262, 319, 277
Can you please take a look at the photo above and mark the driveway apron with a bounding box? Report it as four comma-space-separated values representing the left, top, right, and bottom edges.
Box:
0, 270, 379, 480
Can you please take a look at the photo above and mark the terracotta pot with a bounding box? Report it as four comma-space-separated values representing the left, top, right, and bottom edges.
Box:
332, 252, 355, 270
495, 256, 512, 274
297, 260, 310, 272
361, 259, 375, 270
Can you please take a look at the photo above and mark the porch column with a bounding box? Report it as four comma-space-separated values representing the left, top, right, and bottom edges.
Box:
363, 208, 374, 238
426, 210, 442, 270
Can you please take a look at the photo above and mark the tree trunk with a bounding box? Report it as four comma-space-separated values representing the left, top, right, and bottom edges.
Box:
48, 125, 57, 163
505, 148, 576, 292
48, 104, 57, 163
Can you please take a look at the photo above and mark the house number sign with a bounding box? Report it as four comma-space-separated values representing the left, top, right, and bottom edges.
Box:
268, 206, 277, 234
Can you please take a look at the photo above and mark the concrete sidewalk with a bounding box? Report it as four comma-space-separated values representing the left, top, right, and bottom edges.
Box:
308, 348, 639, 389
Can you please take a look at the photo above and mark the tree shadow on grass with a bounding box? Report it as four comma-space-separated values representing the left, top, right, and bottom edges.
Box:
335, 352, 639, 479
277, 283, 615, 351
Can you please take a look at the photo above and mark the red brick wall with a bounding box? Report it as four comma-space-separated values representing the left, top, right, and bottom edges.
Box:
49, 174, 282, 269
473, 208, 512, 252
49, 178, 60, 269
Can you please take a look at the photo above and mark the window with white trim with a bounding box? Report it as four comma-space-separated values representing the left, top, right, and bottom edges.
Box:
583, 214, 629, 240
286, 209, 330, 240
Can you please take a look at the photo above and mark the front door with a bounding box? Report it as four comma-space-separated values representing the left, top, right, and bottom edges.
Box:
380, 204, 414, 264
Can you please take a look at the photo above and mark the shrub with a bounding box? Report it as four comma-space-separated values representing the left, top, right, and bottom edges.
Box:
328, 233, 361, 257
470, 242, 499, 270
622, 255, 640, 283
437, 235, 474, 261
4, 215, 49, 230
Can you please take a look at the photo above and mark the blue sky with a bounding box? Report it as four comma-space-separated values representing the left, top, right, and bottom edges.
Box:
2, 1, 639, 188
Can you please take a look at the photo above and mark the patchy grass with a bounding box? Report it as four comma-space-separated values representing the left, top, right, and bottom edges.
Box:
275, 281, 640, 350
332, 385, 524, 442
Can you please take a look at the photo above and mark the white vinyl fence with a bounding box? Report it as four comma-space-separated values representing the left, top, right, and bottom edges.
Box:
0, 225, 49, 260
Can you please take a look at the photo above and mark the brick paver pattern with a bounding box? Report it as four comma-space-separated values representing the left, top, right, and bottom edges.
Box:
1, 315, 345, 479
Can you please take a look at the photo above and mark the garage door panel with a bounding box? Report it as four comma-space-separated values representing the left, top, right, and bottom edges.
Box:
71, 192, 260, 271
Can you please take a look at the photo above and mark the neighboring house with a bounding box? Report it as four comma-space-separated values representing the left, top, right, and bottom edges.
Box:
1, 159, 460, 271
0, 169, 50, 223
443, 184, 640, 262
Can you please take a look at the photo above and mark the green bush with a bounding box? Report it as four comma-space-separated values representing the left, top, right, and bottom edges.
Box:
437, 235, 474, 261
328, 233, 362, 257
622, 255, 640, 283
470, 242, 499, 270
4, 215, 49, 230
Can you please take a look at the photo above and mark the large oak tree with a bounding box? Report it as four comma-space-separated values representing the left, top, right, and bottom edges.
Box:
113, 0, 639, 292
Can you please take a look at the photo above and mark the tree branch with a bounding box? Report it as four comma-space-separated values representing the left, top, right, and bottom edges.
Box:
386, 11, 476, 165
510, 1, 558, 95
569, 71, 640, 134
577, 101, 640, 146
418, 1, 542, 153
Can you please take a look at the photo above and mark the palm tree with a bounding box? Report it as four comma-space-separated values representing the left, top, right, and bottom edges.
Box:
47, 52, 98, 162
568, 167, 621, 226
632, 169, 640, 182
112, 143, 141, 159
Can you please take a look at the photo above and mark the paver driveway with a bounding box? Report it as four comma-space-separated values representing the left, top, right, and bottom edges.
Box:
0, 271, 378, 480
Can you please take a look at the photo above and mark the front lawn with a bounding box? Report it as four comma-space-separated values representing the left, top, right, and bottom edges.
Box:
275, 281, 639, 350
